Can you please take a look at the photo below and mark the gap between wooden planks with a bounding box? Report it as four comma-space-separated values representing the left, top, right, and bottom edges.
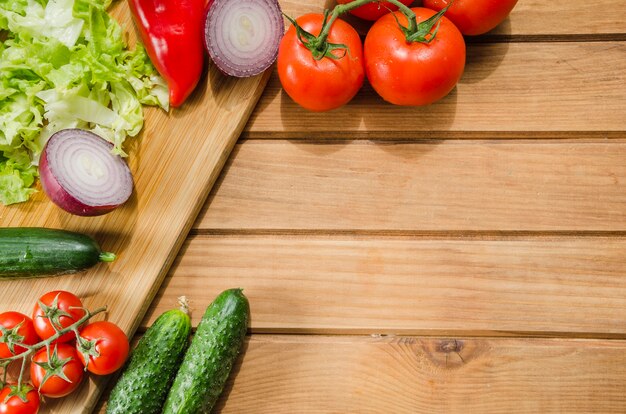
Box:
243, 42, 626, 138
95, 335, 626, 413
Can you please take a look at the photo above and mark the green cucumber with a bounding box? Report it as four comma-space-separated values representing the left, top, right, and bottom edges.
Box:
0, 227, 115, 278
163, 288, 250, 414
106, 305, 192, 414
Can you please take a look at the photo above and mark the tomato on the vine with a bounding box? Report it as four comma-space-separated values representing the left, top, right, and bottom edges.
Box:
0, 384, 40, 414
32, 291, 85, 343
423, 0, 519, 35
0, 312, 39, 359
277, 13, 364, 112
76, 321, 129, 375
30, 344, 84, 398
336, 0, 414, 21
364, 7, 465, 106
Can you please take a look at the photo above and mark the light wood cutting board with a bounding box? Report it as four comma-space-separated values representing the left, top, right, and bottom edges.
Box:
0, 2, 271, 412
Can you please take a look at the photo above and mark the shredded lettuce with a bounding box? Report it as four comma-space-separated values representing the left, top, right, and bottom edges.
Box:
0, 0, 168, 204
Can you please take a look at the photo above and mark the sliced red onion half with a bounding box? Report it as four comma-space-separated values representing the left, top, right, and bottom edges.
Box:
205, 0, 284, 77
39, 129, 133, 216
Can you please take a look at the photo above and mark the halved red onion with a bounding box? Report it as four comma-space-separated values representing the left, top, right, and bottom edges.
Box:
205, 0, 284, 77
39, 129, 133, 216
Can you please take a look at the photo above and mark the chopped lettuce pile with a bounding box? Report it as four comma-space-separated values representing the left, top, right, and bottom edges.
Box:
0, 0, 168, 205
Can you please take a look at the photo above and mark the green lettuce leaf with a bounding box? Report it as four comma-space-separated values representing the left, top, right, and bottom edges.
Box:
0, 0, 168, 205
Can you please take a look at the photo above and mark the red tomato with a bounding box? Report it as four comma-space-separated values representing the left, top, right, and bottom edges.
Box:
76, 321, 129, 375
364, 7, 465, 106
0, 312, 39, 358
32, 291, 85, 343
30, 344, 84, 398
278, 13, 364, 112
0, 384, 40, 414
423, 0, 519, 35
336, 0, 414, 21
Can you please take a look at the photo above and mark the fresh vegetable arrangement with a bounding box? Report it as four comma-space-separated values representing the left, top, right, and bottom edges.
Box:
0, 290, 129, 413
0, 0, 168, 206
278, 0, 519, 111
0, 227, 115, 278
107, 289, 249, 414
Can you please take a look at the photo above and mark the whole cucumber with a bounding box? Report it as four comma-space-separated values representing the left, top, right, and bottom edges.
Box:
106, 306, 192, 414
163, 288, 250, 414
0, 227, 115, 278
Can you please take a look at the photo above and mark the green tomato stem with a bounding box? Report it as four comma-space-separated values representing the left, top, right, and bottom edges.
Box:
315, 0, 417, 48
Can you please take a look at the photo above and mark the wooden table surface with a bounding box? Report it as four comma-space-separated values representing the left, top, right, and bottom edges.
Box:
93, 0, 626, 412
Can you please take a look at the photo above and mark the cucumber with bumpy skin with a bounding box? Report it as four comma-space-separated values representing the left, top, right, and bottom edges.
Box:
0, 227, 115, 278
163, 288, 250, 414
106, 304, 192, 414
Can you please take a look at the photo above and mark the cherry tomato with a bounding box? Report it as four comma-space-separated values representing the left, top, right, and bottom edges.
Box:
278, 13, 364, 112
364, 7, 465, 106
76, 321, 129, 375
0, 312, 39, 358
336, 0, 414, 21
32, 291, 85, 343
0, 384, 40, 414
423, 0, 519, 35
30, 344, 84, 398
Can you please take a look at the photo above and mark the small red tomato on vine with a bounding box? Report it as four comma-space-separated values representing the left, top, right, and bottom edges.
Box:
76, 321, 129, 375
364, 7, 466, 106
423, 0, 519, 36
30, 344, 84, 398
0, 384, 40, 414
278, 13, 364, 112
32, 291, 85, 344
0, 313, 39, 359
336, 0, 414, 21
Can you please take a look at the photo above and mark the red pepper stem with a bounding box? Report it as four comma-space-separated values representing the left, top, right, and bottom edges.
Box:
316, 0, 418, 48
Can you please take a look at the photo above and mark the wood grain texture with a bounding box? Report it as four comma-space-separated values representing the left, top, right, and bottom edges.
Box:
0, 2, 270, 413
279, 0, 626, 37
193, 140, 626, 232
144, 235, 626, 336
212, 335, 626, 413
244, 42, 626, 138
95, 335, 626, 413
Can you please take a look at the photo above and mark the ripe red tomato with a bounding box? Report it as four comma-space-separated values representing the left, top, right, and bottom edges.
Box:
76, 321, 129, 375
423, 0, 519, 35
364, 7, 465, 106
30, 344, 85, 398
336, 0, 414, 21
0, 312, 39, 358
0, 384, 40, 414
277, 13, 364, 112
32, 291, 85, 343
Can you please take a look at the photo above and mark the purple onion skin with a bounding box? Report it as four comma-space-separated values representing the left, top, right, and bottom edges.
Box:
204, 0, 284, 78
39, 130, 133, 217
40, 149, 118, 216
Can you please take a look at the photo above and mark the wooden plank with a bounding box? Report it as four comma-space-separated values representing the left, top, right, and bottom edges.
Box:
95, 335, 626, 413
143, 235, 626, 336
194, 140, 626, 232
279, 0, 626, 37
244, 42, 626, 138
0, 2, 270, 413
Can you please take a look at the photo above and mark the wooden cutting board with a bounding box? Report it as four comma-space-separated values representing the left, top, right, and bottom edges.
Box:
0, 2, 271, 412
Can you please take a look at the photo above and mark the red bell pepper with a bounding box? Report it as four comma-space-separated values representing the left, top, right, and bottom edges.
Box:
128, 0, 206, 107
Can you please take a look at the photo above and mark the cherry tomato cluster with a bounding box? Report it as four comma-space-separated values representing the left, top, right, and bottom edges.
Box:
277, 0, 518, 112
0, 291, 129, 414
